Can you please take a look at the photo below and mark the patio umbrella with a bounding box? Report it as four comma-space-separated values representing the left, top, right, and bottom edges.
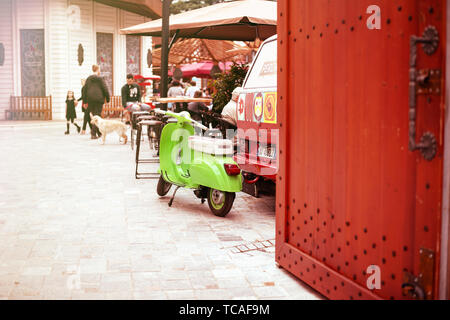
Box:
168, 61, 234, 78
120, 0, 277, 41
133, 74, 161, 87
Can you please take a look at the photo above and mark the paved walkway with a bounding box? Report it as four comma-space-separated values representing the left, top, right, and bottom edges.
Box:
0, 121, 322, 300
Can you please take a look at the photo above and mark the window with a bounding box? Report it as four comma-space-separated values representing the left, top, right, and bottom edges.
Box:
243, 39, 277, 90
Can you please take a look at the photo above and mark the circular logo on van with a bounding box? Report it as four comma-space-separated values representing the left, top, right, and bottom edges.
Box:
263, 92, 277, 123
253, 92, 263, 122
237, 95, 246, 121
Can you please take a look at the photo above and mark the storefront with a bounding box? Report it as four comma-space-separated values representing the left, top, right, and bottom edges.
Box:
0, 0, 160, 120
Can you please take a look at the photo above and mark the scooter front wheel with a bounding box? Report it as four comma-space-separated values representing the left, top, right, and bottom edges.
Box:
207, 188, 236, 217
157, 175, 172, 196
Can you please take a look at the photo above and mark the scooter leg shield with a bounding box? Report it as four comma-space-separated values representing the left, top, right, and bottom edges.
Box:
158, 123, 202, 189
188, 153, 242, 193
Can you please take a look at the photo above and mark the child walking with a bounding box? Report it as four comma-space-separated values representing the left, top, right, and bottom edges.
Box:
65, 90, 81, 135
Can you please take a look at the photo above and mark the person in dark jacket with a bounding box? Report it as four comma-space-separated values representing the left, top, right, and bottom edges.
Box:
121, 74, 151, 124
79, 78, 91, 135
82, 64, 110, 139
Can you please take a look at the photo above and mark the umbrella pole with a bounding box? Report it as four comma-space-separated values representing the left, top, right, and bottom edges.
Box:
161, 0, 171, 99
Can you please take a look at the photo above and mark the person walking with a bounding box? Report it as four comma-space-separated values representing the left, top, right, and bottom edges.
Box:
79, 79, 92, 135
64, 90, 81, 135
82, 65, 110, 139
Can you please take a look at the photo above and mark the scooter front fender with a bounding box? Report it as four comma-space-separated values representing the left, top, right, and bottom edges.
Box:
158, 123, 195, 187
189, 153, 242, 193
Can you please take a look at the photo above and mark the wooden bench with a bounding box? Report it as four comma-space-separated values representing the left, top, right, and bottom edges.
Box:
5, 96, 52, 120
101, 96, 123, 119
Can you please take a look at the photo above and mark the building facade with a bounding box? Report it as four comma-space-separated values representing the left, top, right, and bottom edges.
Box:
0, 0, 157, 120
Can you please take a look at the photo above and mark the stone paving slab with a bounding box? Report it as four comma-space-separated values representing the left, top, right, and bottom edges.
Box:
0, 122, 323, 300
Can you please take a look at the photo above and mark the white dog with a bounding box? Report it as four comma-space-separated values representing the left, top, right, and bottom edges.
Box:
90, 115, 128, 145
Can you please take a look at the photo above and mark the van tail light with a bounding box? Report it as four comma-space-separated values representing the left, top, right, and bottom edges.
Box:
224, 164, 241, 176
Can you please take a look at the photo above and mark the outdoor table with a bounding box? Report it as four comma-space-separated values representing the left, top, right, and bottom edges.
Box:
155, 97, 212, 104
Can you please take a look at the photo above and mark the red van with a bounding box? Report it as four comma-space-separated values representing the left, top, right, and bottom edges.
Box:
235, 35, 278, 195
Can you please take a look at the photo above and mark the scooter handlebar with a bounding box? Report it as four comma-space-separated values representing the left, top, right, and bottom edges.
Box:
154, 108, 208, 131
153, 108, 166, 115
190, 119, 209, 131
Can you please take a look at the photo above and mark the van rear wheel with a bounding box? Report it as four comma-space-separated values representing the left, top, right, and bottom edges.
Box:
207, 188, 235, 217
157, 175, 172, 196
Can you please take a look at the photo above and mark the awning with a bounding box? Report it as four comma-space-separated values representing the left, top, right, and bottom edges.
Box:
151, 38, 251, 67
94, 0, 162, 20
120, 0, 277, 41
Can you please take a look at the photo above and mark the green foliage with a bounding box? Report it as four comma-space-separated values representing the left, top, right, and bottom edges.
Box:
168, 0, 276, 111
170, 0, 276, 15
170, 0, 224, 15
211, 63, 248, 113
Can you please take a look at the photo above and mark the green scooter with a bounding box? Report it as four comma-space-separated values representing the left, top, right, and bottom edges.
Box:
154, 109, 242, 217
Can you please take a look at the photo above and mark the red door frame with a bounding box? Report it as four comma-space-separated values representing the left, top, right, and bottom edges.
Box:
276, 0, 446, 300
440, 0, 450, 299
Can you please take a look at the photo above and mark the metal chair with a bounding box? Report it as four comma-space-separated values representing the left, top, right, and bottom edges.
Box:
135, 117, 163, 179
130, 111, 150, 150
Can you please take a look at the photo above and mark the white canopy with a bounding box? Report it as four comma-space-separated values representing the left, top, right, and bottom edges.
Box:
120, 0, 277, 41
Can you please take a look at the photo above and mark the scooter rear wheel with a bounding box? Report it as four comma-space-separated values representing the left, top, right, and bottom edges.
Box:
157, 175, 172, 196
207, 188, 235, 217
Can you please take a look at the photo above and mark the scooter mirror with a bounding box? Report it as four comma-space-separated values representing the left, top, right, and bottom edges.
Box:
179, 111, 191, 119
155, 108, 208, 131
190, 119, 208, 131
177, 111, 208, 131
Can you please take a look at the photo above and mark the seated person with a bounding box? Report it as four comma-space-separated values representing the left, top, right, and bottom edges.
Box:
187, 91, 209, 122
185, 80, 199, 98
121, 74, 151, 123
153, 83, 160, 96
221, 87, 242, 127
167, 80, 185, 112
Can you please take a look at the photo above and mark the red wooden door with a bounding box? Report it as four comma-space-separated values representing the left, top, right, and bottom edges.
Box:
276, 0, 446, 300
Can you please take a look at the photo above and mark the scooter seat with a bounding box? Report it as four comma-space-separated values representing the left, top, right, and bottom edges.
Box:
188, 136, 234, 155
166, 118, 178, 124
137, 115, 158, 121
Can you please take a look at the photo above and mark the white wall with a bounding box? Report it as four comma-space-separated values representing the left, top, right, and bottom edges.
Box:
121, 11, 153, 81
93, 3, 153, 97
7, 0, 46, 115
0, 0, 14, 118
2, 0, 154, 120
16, 0, 45, 97
46, 0, 69, 120
17, 0, 45, 29
68, 0, 95, 99
141, 19, 153, 78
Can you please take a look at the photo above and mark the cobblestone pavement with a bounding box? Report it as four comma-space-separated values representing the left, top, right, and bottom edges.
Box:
0, 121, 323, 300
